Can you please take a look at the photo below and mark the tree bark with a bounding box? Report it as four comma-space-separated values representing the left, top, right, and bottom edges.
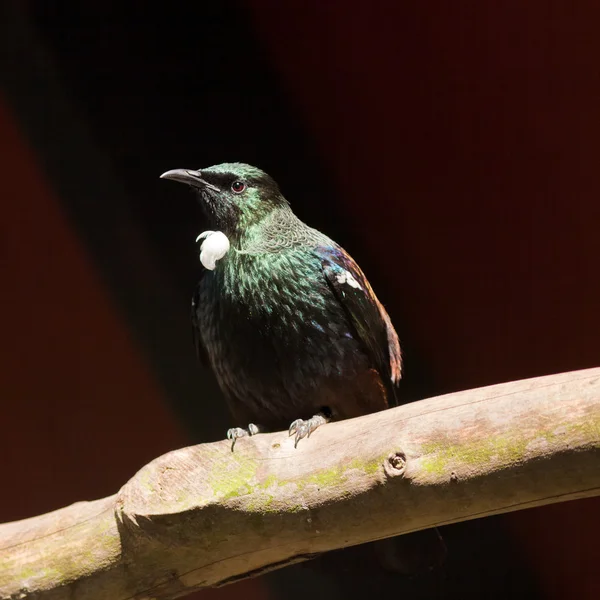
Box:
1, 368, 599, 599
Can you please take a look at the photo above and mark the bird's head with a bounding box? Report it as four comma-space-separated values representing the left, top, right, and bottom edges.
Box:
160, 162, 288, 235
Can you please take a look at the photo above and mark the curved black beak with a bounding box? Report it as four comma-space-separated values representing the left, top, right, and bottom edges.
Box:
160, 169, 219, 192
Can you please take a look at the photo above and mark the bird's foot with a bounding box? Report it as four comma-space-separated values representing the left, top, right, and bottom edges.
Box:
289, 413, 329, 448
226, 423, 261, 451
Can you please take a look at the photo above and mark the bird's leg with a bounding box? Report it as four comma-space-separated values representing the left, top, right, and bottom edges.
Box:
226, 423, 262, 451
289, 412, 329, 448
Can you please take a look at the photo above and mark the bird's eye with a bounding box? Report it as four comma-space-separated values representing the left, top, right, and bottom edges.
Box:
231, 180, 246, 194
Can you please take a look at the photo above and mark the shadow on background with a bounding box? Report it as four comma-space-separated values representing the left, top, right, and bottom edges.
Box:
1, 1, 598, 599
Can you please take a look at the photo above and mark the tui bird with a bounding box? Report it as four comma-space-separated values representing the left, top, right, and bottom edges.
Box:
160, 162, 446, 574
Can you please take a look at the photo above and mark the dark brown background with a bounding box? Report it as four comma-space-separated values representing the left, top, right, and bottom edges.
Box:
1, 1, 598, 599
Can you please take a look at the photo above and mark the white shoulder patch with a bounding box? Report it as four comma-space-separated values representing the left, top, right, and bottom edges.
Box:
196, 230, 230, 270
336, 270, 362, 290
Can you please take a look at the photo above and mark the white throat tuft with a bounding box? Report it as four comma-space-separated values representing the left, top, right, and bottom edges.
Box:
196, 231, 230, 270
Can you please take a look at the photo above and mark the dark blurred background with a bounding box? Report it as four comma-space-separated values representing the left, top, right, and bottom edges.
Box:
1, 1, 599, 599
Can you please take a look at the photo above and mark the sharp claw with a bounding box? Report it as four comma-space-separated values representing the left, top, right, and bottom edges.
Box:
226, 427, 246, 451
226, 424, 263, 451
289, 419, 302, 436
289, 414, 329, 448
293, 422, 309, 447
227, 427, 244, 440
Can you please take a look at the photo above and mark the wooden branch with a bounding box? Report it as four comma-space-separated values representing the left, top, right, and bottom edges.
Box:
1, 368, 599, 599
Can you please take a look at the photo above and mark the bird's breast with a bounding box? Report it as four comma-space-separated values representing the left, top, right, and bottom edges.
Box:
196, 249, 369, 415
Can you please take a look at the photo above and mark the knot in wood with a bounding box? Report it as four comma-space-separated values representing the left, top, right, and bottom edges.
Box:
384, 451, 406, 477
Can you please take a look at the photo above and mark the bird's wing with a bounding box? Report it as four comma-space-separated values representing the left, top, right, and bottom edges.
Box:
317, 245, 402, 404
191, 277, 210, 368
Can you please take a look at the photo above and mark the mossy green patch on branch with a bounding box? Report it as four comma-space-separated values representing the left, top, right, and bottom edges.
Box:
207, 451, 388, 510
259, 474, 288, 489
348, 456, 385, 477
421, 410, 600, 477
207, 453, 259, 501
564, 414, 600, 446
421, 434, 529, 477
301, 455, 385, 490
1, 564, 65, 589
